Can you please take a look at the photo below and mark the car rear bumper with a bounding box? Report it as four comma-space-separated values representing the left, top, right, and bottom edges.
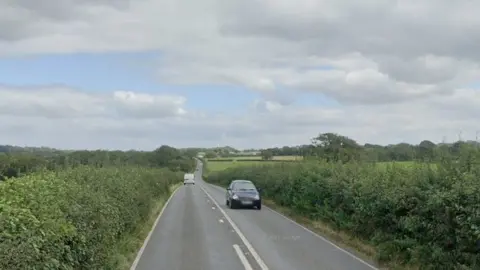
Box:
231, 198, 261, 208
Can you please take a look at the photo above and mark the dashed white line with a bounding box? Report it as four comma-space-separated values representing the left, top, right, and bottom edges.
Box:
233, 244, 253, 270
219, 219, 224, 223
200, 186, 269, 270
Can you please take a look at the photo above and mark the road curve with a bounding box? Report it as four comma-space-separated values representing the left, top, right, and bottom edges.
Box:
132, 160, 380, 270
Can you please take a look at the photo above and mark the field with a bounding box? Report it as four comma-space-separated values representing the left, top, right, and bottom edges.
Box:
204, 158, 479, 269
207, 155, 303, 161
205, 155, 303, 173
206, 158, 422, 173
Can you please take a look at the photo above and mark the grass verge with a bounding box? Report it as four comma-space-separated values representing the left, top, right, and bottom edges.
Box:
207, 155, 303, 161
112, 183, 181, 270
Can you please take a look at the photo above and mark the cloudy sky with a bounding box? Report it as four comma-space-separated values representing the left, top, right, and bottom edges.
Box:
1, 0, 480, 150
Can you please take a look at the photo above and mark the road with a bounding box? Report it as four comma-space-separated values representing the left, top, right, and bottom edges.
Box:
132, 160, 380, 270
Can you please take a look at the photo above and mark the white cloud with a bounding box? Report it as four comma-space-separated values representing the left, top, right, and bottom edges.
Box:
1, 86, 480, 150
1, 0, 480, 149
0, 85, 186, 119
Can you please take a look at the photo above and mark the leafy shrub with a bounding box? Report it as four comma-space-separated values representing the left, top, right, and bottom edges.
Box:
206, 161, 480, 269
0, 166, 181, 269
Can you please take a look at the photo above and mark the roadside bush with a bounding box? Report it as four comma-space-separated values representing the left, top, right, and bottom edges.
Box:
199, 158, 209, 180
0, 166, 181, 269
206, 161, 480, 269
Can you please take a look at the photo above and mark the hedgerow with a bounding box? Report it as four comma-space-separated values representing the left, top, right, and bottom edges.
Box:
206, 161, 480, 269
0, 166, 181, 270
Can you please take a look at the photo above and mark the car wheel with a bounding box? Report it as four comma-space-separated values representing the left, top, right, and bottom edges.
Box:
256, 204, 261, 210
230, 200, 236, 209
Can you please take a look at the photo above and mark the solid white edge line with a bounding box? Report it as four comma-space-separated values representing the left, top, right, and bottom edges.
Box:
206, 183, 379, 270
262, 206, 379, 270
130, 185, 181, 270
233, 244, 253, 270
200, 186, 269, 270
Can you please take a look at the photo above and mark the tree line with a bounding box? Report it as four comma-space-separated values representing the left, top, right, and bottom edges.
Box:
259, 132, 480, 163
0, 145, 196, 181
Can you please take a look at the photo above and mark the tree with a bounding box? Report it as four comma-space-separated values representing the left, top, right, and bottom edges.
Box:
205, 151, 217, 159
418, 140, 436, 161
260, 149, 274, 160
151, 145, 180, 167
311, 133, 362, 163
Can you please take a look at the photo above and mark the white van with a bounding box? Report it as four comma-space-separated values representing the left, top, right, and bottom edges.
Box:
183, 173, 195, 185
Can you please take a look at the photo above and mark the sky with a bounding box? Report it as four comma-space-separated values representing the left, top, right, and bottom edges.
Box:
1, 0, 480, 150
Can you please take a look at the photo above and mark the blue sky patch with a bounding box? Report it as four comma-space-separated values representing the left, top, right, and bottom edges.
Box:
0, 52, 335, 113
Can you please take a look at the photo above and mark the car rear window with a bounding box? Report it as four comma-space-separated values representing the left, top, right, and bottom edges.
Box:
234, 182, 256, 190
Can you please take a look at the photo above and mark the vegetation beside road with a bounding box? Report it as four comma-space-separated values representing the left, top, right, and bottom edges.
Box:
0, 145, 194, 269
205, 133, 480, 270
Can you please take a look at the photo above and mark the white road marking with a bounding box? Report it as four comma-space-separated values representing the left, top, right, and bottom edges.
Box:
212, 206, 216, 210
219, 219, 224, 223
206, 182, 379, 270
233, 244, 253, 270
200, 186, 269, 270
130, 185, 181, 270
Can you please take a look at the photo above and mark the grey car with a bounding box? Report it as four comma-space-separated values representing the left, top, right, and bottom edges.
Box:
225, 180, 262, 210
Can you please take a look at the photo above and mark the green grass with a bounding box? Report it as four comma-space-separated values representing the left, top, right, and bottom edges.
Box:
207, 160, 278, 172
207, 160, 424, 174
207, 155, 303, 161
205, 156, 303, 175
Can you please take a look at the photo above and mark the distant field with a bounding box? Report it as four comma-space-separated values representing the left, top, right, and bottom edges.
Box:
206, 160, 277, 172
206, 159, 434, 174
207, 155, 303, 161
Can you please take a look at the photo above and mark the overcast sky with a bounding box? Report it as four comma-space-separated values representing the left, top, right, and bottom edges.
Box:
1, 0, 480, 150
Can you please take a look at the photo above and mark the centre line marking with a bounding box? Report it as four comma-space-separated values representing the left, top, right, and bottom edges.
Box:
200, 186, 269, 270
233, 244, 253, 270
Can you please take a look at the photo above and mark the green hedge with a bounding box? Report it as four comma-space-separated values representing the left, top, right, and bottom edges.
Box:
206, 159, 297, 162
206, 161, 480, 269
0, 166, 181, 269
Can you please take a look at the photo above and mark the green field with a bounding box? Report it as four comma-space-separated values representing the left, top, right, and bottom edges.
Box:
205, 155, 303, 173
206, 160, 277, 172
206, 159, 424, 173
207, 155, 303, 161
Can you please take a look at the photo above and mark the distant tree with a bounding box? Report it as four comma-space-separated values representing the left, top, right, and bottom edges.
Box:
151, 145, 180, 167
260, 149, 274, 160
418, 140, 436, 161
311, 133, 362, 163
205, 151, 217, 159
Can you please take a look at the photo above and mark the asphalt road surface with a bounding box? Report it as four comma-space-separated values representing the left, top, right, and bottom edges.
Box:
132, 161, 380, 270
